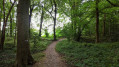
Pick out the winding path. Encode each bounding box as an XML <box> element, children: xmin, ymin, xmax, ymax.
<box><xmin>33</xmin><ymin>39</ymin><xmax>67</xmax><ymax>67</ymax></box>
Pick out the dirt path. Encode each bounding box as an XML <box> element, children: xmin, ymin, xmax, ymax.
<box><xmin>33</xmin><ymin>39</ymin><xmax>67</xmax><ymax>67</ymax></box>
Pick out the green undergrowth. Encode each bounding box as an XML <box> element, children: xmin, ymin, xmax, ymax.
<box><xmin>56</xmin><ymin>40</ymin><xmax>119</xmax><ymax>67</ymax></box>
<box><xmin>30</xmin><ymin>39</ymin><xmax>52</xmax><ymax>61</ymax></box>
<box><xmin>0</xmin><ymin>37</ymin><xmax>52</xmax><ymax>67</ymax></box>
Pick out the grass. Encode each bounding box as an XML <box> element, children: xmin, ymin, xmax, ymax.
<box><xmin>56</xmin><ymin>39</ymin><xmax>119</xmax><ymax>67</ymax></box>
<box><xmin>0</xmin><ymin>37</ymin><xmax>52</xmax><ymax>67</ymax></box>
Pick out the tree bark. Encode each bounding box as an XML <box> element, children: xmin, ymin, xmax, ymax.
<box><xmin>96</xmin><ymin>0</ymin><xmax>99</xmax><ymax>43</ymax></box>
<box><xmin>53</xmin><ymin>0</ymin><xmax>57</xmax><ymax>41</ymax></box>
<box><xmin>29</xmin><ymin>5</ymin><xmax>34</xmax><ymax>38</ymax></box>
<box><xmin>10</xmin><ymin>14</ymin><xmax>13</xmax><ymax>37</ymax></box>
<box><xmin>14</xmin><ymin>15</ymin><xmax>17</xmax><ymax>46</ymax></box>
<box><xmin>15</xmin><ymin>0</ymin><xmax>34</xmax><ymax>67</ymax></box>
<box><xmin>0</xmin><ymin>0</ymin><xmax>16</xmax><ymax>50</ymax></box>
<box><xmin>103</xmin><ymin>14</ymin><xmax>106</xmax><ymax>36</ymax></box>
<box><xmin>39</xmin><ymin>6</ymin><xmax>44</xmax><ymax>37</ymax></box>
<box><xmin>0</xmin><ymin>17</ymin><xmax>1</xmax><ymax>48</ymax></box>
<box><xmin>0</xmin><ymin>0</ymin><xmax>5</xmax><ymax>50</ymax></box>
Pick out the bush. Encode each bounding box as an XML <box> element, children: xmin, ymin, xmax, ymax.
<box><xmin>31</xmin><ymin>40</ymin><xmax>52</xmax><ymax>53</ymax></box>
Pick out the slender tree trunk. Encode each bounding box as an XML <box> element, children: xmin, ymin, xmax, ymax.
<box><xmin>53</xmin><ymin>0</ymin><xmax>57</xmax><ymax>41</ymax></box>
<box><xmin>0</xmin><ymin>10</ymin><xmax>2</xmax><ymax>48</ymax></box>
<box><xmin>15</xmin><ymin>0</ymin><xmax>34</xmax><ymax>67</ymax></box>
<box><xmin>39</xmin><ymin>6</ymin><xmax>44</xmax><ymax>37</ymax></box>
<box><xmin>103</xmin><ymin>14</ymin><xmax>106</xmax><ymax>36</ymax></box>
<box><xmin>14</xmin><ymin>15</ymin><xmax>17</xmax><ymax>45</ymax></box>
<box><xmin>96</xmin><ymin>0</ymin><xmax>99</xmax><ymax>43</ymax></box>
<box><xmin>10</xmin><ymin>15</ymin><xmax>13</xmax><ymax>37</ymax></box>
<box><xmin>29</xmin><ymin>6</ymin><xmax>34</xmax><ymax>38</ymax></box>
<box><xmin>0</xmin><ymin>0</ymin><xmax>5</xmax><ymax>50</ymax></box>
<box><xmin>0</xmin><ymin>0</ymin><xmax>16</xmax><ymax>50</ymax></box>
<box><xmin>0</xmin><ymin>17</ymin><xmax>1</xmax><ymax>48</ymax></box>
<box><xmin>14</xmin><ymin>25</ymin><xmax>16</xmax><ymax>45</ymax></box>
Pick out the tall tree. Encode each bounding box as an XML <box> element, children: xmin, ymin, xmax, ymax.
<box><xmin>0</xmin><ymin>10</ymin><xmax>2</xmax><ymax>48</ymax></box>
<box><xmin>103</xmin><ymin>14</ymin><xmax>106</xmax><ymax>36</ymax></box>
<box><xmin>0</xmin><ymin>0</ymin><xmax>5</xmax><ymax>50</ymax></box>
<box><xmin>15</xmin><ymin>0</ymin><xmax>34</xmax><ymax>66</ymax></box>
<box><xmin>44</xmin><ymin>0</ymin><xmax>57</xmax><ymax>40</ymax></box>
<box><xmin>10</xmin><ymin>14</ymin><xmax>13</xmax><ymax>37</ymax></box>
<box><xmin>53</xmin><ymin>0</ymin><xmax>57</xmax><ymax>41</ymax></box>
<box><xmin>39</xmin><ymin>5</ymin><xmax>44</xmax><ymax>37</ymax></box>
<box><xmin>29</xmin><ymin>1</ymin><xmax>35</xmax><ymax>38</ymax></box>
<box><xmin>96</xmin><ymin>0</ymin><xmax>99</xmax><ymax>43</ymax></box>
<box><xmin>0</xmin><ymin>0</ymin><xmax>16</xmax><ymax>50</ymax></box>
<box><xmin>0</xmin><ymin>15</ymin><xmax>1</xmax><ymax>47</ymax></box>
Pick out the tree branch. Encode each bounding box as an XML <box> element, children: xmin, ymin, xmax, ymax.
<box><xmin>106</xmin><ymin>0</ymin><xmax>119</xmax><ymax>7</ymax></box>
<box><xmin>5</xmin><ymin>0</ymin><xmax>16</xmax><ymax>26</ymax></box>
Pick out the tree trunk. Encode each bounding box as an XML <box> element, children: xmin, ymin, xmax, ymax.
<box><xmin>29</xmin><ymin>5</ymin><xmax>34</xmax><ymax>38</ymax></box>
<box><xmin>14</xmin><ymin>15</ymin><xmax>17</xmax><ymax>45</ymax></box>
<box><xmin>0</xmin><ymin>0</ymin><xmax>16</xmax><ymax>50</ymax></box>
<box><xmin>0</xmin><ymin>0</ymin><xmax>5</xmax><ymax>50</ymax></box>
<box><xmin>15</xmin><ymin>0</ymin><xmax>34</xmax><ymax>66</ymax></box>
<box><xmin>0</xmin><ymin>17</ymin><xmax>1</xmax><ymax>48</ymax></box>
<box><xmin>39</xmin><ymin>6</ymin><xmax>44</xmax><ymax>37</ymax></box>
<box><xmin>96</xmin><ymin>0</ymin><xmax>99</xmax><ymax>43</ymax></box>
<box><xmin>103</xmin><ymin>14</ymin><xmax>106</xmax><ymax>36</ymax></box>
<box><xmin>10</xmin><ymin>15</ymin><xmax>13</xmax><ymax>37</ymax></box>
<box><xmin>53</xmin><ymin>0</ymin><xmax>57</xmax><ymax>41</ymax></box>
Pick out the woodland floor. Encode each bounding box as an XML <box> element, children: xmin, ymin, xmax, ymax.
<box><xmin>32</xmin><ymin>39</ymin><xmax>67</xmax><ymax>67</ymax></box>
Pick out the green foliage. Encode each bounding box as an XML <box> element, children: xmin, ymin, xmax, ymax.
<box><xmin>44</xmin><ymin>28</ymin><xmax>49</xmax><ymax>38</ymax></box>
<box><xmin>32</xmin><ymin>53</ymin><xmax>45</xmax><ymax>61</ymax></box>
<box><xmin>30</xmin><ymin>40</ymin><xmax>52</xmax><ymax>53</ymax></box>
<box><xmin>0</xmin><ymin>50</ymin><xmax>15</xmax><ymax>67</ymax></box>
<box><xmin>0</xmin><ymin>37</ymin><xmax>52</xmax><ymax>67</ymax></box>
<box><xmin>4</xmin><ymin>37</ymin><xmax>15</xmax><ymax>50</ymax></box>
<box><xmin>56</xmin><ymin>27</ymin><xmax>63</xmax><ymax>38</ymax></box>
<box><xmin>60</xmin><ymin>23</ymin><xmax>74</xmax><ymax>41</ymax></box>
<box><xmin>56</xmin><ymin>40</ymin><xmax>119</xmax><ymax>67</ymax></box>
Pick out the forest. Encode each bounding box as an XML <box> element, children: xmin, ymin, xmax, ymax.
<box><xmin>0</xmin><ymin>0</ymin><xmax>119</xmax><ymax>67</ymax></box>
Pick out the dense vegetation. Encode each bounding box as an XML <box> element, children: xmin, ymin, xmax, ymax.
<box><xmin>56</xmin><ymin>40</ymin><xmax>119</xmax><ymax>67</ymax></box>
<box><xmin>0</xmin><ymin>0</ymin><xmax>119</xmax><ymax>67</ymax></box>
<box><xmin>0</xmin><ymin>36</ymin><xmax>52</xmax><ymax>67</ymax></box>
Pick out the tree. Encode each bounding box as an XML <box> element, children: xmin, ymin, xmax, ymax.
<box><xmin>0</xmin><ymin>0</ymin><xmax>16</xmax><ymax>50</ymax></box>
<box><xmin>96</xmin><ymin>0</ymin><xmax>99</xmax><ymax>43</ymax></box>
<box><xmin>103</xmin><ymin>14</ymin><xmax>106</xmax><ymax>36</ymax></box>
<box><xmin>0</xmin><ymin>15</ymin><xmax>1</xmax><ymax>47</ymax></box>
<box><xmin>106</xmin><ymin>0</ymin><xmax>119</xmax><ymax>7</ymax></box>
<box><xmin>39</xmin><ymin>5</ymin><xmax>44</xmax><ymax>37</ymax></box>
<box><xmin>53</xmin><ymin>0</ymin><xmax>57</xmax><ymax>41</ymax></box>
<box><xmin>15</xmin><ymin>0</ymin><xmax>34</xmax><ymax>66</ymax></box>
<box><xmin>43</xmin><ymin>0</ymin><xmax>57</xmax><ymax>40</ymax></box>
<box><xmin>29</xmin><ymin>1</ymin><xmax>35</xmax><ymax>38</ymax></box>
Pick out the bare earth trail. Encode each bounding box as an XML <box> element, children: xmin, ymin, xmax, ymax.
<box><xmin>33</xmin><ymin>39</ymin><xmax>67</xmax><ymax>67</ymax></box>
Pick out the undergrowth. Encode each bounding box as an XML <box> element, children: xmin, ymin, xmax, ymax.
<box><xmin>0</xmin><ymin>37</ymin><xmax>52</xmax><ymax>67</ymax></box>
<box><xmin>56</xmin><ymin>40</ymin><xmax>119</xmax><ymax>67</ymax></box>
